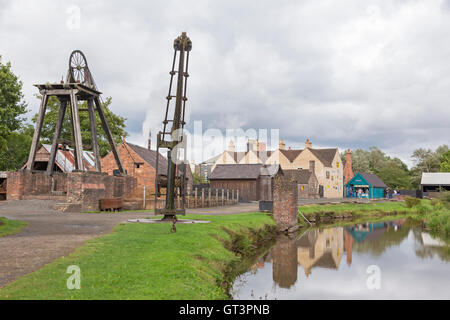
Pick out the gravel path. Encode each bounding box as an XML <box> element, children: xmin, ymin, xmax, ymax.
<box><xmin>0</xmin><ymin>200</ymin><xmax>259</xmax><ymax>288</ymax></box>
<box><xmin>0</xmin><ymin>200</ymin><xmax>154</xmax><ymax>288</ymax></box>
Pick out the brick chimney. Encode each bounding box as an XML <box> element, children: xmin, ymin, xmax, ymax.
<box><xmin>305</xmin><ymin>139</ymin><xmax>312</xmax><ymax>149</ymax></box>
<box><xmin>344</xmin><ymin>149</ymin><xmax>354</xmax><ymax>184</ymax></box>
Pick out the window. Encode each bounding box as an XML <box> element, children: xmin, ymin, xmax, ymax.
<box><xmin>326</xmin><ymin>171</ymin><xmax>330</xmax><ymax>179</ymax></box>
<box><xmin>135</xmin><ymin>163</ymin><xmax>143</xmax><ymax>169</ymax></box>
<box><xmin>336</xmin><ymin>162</ymin><xmax>340</xmax><ymax>168</ymax></box>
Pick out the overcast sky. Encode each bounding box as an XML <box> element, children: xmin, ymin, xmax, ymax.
<box><xmin>1</xmin><ymin>0</ymin><xmax>449</xmax><ymax>167</ymax></box>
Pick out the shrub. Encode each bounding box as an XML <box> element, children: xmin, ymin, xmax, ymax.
<box><xmin>415</xmin><ymin>205</ymin><xmax>429</xmax><ymax>215</ymax></box>
<box><xmin>437</xmin><ymin>192</ymin><xmax>450</xmax><ymax>209</ymax></box>
<box><xmin>405</xmin><ymin>197</ymin><xmax>421</xmax><ymax>208</ymax></box>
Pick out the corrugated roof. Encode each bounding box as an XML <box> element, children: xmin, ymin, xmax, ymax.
<box><xmin>42</xmin><ymin>144</ymin><xmax>95</xmax><ymax>172</ymax></box>
<box><xmin>209</xmin><ymin>164</ymin><xmax>264</xmax><ymax>180</ymax></box>
<box><xmin>421</xmin><ymin>172</ymin><xmax>450</xmax><ymax>185</ymax></box>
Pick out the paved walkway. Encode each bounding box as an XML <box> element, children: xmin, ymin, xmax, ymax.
<box><xmin>0</xmin><ymin>200</ymin><xmax>259</xmax><ymax>288</ymax></box>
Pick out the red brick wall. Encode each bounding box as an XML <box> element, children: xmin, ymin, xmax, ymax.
<box><xmin>7</xmin><ymin>171</ymin><xmax>67</xmax><ymax>200</ymax></box>
<box><xmin>101</xmin><ymin>143</ymin><xmax>157</xmax><ymax>199</ymax></box>
<box><xmin>273</xmin><ymin>174</ymin><xmax>299</xmax><ymax>232</ymax></box>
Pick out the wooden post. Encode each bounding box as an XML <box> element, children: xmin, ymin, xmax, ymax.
<box><xmin>208</xmin><ymin>188</ymin><xmax>211</xmax><ymax>207</ymax></box>
<box><xmin>143</xmin><ymin>186</ymin><xmax>146</xmax><ymax>209</ymax></box>
<box><xmin>87</xmin><ymin>99</ymin><xmax>101</xmax><ymax>172</ymax></box>
<box><xmin>195</xmin><ymin>188</ymin><xmax>198</xmax><ymax>208</ymax></box>
<box><xmin>94</xmin><ymin>97</ymin><xmax>125</xmax><ymax>174</ymax></box>
<box><xmin>187</xmin><ymin>186</ymin><xmax>190</xmax><ymax>208</ymax></box>
<box><xmin>232</xmin><ymin>190</ymin><xmax>235</xmax><ymax>204</ymax></box>
<box><xmin>237</xmin><ymin>189</ymin><xmax>240</xmax><ymax>204</ymax></box>
<box><xmin>46</xmin><ymin>99</ymin><xmax>67</xmax><ymax>174</ymax></box>
<box><xmin>216</xmin><ymin>189</ymin><xmax>219</xmax><ymax>207</ymax></box>
<box><xmin>201</xmin><ymin>188</ymin><xmax>205</xmax><ymax>207</ymax></box>
<box><xmin>70</xmin><ymin>90</ymin><xmax>84</xmax><ymax>170</ymax></box>
<box><xmin>222</xmin><ymin>189</ymin><xmax>225</xmax><ymax>206</ymax></box>
<box><xmin>26</xmin><ymin>94</ymin><xmax>49</xmax><ymax>170</ymax></box>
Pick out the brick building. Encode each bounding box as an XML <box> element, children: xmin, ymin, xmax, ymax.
<box><xmin>101</xmin><ymin>139</ymin><xmax>193</xmax><ymax>199</ymax></box>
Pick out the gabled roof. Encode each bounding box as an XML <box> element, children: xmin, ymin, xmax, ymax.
<box><xmin>350</xmin><ymin>172</ymin><xmax>387</xmax><ymax>188</ymax></box>
<box><xmin>283</xmin><ymin>169</ymin><xmax>314</xmax><ymax>184</ymax></box>
<box><xmin>209</xmin><ymin>164</ymin><xmax>264</xmax><ymax>180</ymax></box>
<box><xmin>308</xmin><ymin>149</ymin><xmax>338</xmax><ymax>167</ymax></box>
<box><xmin>126</xmin><ymin>142</ymin><xmax>169</xmax><ymax>172</ymax></box>
<box><xmin>259</xmin><ymin>164</ymin><xmax>282</xmax><ymax>177</ymax></box>
<box><xmin>279</xmin><ymin>148</ymin><xmax>338</xmax><ymax>166</ymax></box>
<box><xmin>421</xmin><ymin>172</ymin><xmax>450</xmax><ymax>185</ymax></box>
<box><xmin>280</xmin><ymin>149</ymin><xmax>303</xmax><ymax>163</ymax></box>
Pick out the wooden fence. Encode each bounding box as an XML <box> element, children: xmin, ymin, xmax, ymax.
<box><xmin>141</xmin><ymin>187</ymin><xmax>239</xmax><ymax>210</ymax></box>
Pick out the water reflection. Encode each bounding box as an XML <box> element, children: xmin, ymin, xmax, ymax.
<box><xmin>233</xmin><ymin>219</ymin><xmax>450</xmax><ymax>300</ymax></box>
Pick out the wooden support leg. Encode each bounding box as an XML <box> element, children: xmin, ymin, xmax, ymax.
<box><xmin>88</xmin><ymin>99</ymin><xmax>101</xmax><ymax>172</ymax></box>
<box><xmin>47</xmin><ymin>100</ymin><xmax>67</xmax><ymax>174</ymax></box>
<box><xmin>94</xmin><ymin>97</ymin><xmax>124</xmax><ymax>174</ymax></box>
<box><xmin>70</xmin><ymin>90</ymin><xmax>84</xmax><ymax>170</ymax></box>
<box><xmin>26</xmin><ymin>94</ymin><xmax>49</xmax><ymax>171</ymax></box>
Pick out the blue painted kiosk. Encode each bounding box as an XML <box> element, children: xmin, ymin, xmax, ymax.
<box><xmin>346</xmin><ymin>172</ymin><xmax>387</xmax><ymax>199</ymax></box>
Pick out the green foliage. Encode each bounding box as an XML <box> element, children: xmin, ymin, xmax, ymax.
<box><xmin>0</xmin><ymin>56</ymin><xmax>28</xmax><ymax>170</ymax></box>
<box><xmin>193</xmin><ymin>172</ymin><xmax>208</xmax><ymax>185</ymax></box>
<box><xmin>441</xmin><ymin>151</ymin><xmax>450</xmax><ymax>172</ymax></box>
<box><xmin>32</xmin><ymin>96</ymin><xmax>127</xmax><ymax>157</ymax></box>
<box><xmin>405</xmin><ymin>197</ymin><xmax>421</xmax><ymax>208</ymax></box>
<box><xmin>0</xmin><ymin>56</ymin><xmax>28</xmax><ymax>145</ymax></box>
<box><xmin>0</xmin><ymin>125</ymin><xmax>33</xmax><ymax>171</ymax></box>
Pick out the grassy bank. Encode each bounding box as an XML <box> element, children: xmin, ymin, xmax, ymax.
<box><xmin>298</xmin><ymin>201</ymin><xmax>421</xmax><ymax>226</ymax></box>
<box><xmin>421</xmin><ymin>193</ymin><xmax>450</xmax><ymax>237</ymax></box>
<box><xmin>0</xmin><ymin>213</ymin><xmax>276</xmax><ymax>300</ymax></box>
<box><xmin>0</xmin><ymin>217</ymin><xmax>27</xmax><ymax>238</ymax></box>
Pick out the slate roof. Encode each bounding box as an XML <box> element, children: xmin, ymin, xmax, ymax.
<box><xmin>359</xmin><ymin>172</ymin><xmax>388</xmax><ymax>188</ymax></box>
<box><xmin>209</xmin><ymin>164</ymin><xmax>264</xmax><ymax>180</ymax></box>
<box><xmin>126</xmin><ymin>142</ymin><xmax>169</xmax><ymax>172</ymax></box>
<box><xmin>279</xmin><ymin>148</ymin><xmax>338</xmax><ymax>167</ymax></box>
<box><xmin>421</xmin><ymin>172</ymin><xmax>450</xmax><ymax>185</ymax></box>
<box><xmin>283</xmin><ymin>169</ymin><xmax>314</xmax><ymax>184</ymax></box>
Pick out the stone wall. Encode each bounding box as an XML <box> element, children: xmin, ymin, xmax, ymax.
<box><xmin>273</xmin><ymin>174</ymin><xmax>299</xmax><ymax>233</ymax></box>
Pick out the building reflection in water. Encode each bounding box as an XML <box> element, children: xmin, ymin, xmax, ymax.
<box><xmin>266</xmin><ymin>219</ymin><xmax>409</xmax><ymax>288</ymax></box>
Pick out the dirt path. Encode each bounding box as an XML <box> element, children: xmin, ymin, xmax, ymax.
<box><xmin>0</xmin><ymin>200</ymin><xmax>154</xmax><ymax>288</ymax></box>
<box><xmin>0</xmin><ymin>200</ymin><xmax>259</xmax><ymax>288</ymax></box>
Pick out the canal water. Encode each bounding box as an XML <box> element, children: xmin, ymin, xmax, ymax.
<box><xmin>232</xmin><ymin>219</ymin><xmax>450</xmax><ymax>300</ymax></box>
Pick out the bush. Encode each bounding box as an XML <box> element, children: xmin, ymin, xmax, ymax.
<box><xmin>405</xmin><ymin>197</ymin><xmax>421</xmax><ymax>208</ymax></box>
<box><xmin>415</xmin><ymin>205</ymin><xmax>429</xmax><ymax>215</ymax></box>
<box><xmin>437</xmin><ymin>192</ymin><xmax>450</xmax><ymax>209</ymax></box>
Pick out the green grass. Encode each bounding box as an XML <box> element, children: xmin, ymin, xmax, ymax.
<box><xmin>0</xmin><ymin>213</ymin><xmax>276</xmax><ymax>300</ymax></box>
<box><xmin>0</xmin><ymin>217</ymin><xmax>27</xmax><ymax>238</ymax></box>
<box><xmin>298</xmin><ymin>201</ymin><xmax>421</xmax><ymax>218</ymax></box>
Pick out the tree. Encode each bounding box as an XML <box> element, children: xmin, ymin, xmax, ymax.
<box><xmin>32</xmin><ymin>96</ymin><xmax>128</xmax><ymax>157</ymax></box>
<box><xmin>0</xmin><ymin>125</ymin><xmax>33</xmax><ymax>171</ymax></box>
<box><xmin>410</xmin><ymin>145</ymin><xmax>449</xmax><ymax>187</ymax></box>
<box><xmin>441</xmin><ymin>150</ymin><xmax>450</xmax><ymax>172</ymax></box>
<box><xmin>0</xmin><ymin>56</ymin><xmax>28</xmax><ymax>169</ymax></box>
